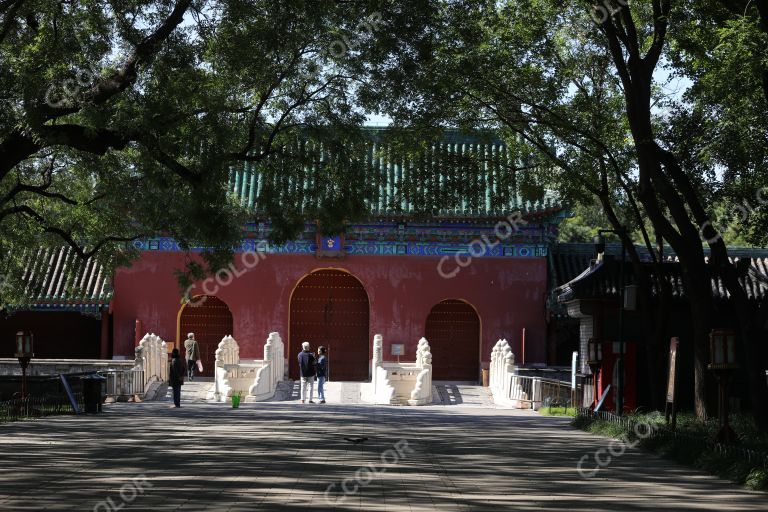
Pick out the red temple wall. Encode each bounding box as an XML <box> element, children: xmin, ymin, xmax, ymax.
<box><xmin>111</xmin><ymin>251</ymin><xmax>547</xmax><ymax>366</ymax></box>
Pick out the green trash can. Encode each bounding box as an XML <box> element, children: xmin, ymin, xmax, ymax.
<box><xmin>231</xmin><ymin>394</ymin><xmax>241</xmax><ymax>409</ymax></box>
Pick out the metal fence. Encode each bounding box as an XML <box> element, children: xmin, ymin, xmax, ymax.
<box><xmin>515</xmin><ymin>366</ymin><xmax>574</xmax><ymax>382</ymax></box>
<box><xmin>0</xmin><ymin>393</ymin><xmax>84</xmax><ymax>422</ymax></box>
<box><xmin>511</xmin><ymin>375</ymin><xmax>582</xmax><ymax>409</ymax></box>
<box><xmin>98</xmin><ymin>369</ymin><xmax>145</xmax><ymax>399</ymax></box>
<box><xmin>577</xmin><ymin>408</ymin><xmax>768</xmax><ymax>469</ymax></box>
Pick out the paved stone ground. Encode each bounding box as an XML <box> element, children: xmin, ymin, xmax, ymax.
<box><xmin>1</xmin><ymin>398</ymin><xmax>766</xmax><ymax>511</ymax></box>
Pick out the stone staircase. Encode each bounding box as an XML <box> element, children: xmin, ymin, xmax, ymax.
<box><xmin>432</xmin><ymin>383</ymin><xmax>494</xmax><ymax>407</ymax></box>
<box><xmin>148</xmin><ymin>378</ymin><xmax>214</xmax><ymax>403</ymax></box>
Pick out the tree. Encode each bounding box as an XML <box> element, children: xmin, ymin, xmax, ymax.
<box><xmin>593</xmin><ymin>0</ymin><xmax>768</xmax><ymax>428</ymax></box>
<box><xmin>360</xmin><ymin>0</ymin><xmax>768</xmax><ymax>427</ymax></box>
<box><xmin>0</xmin><ymin>0</ymin><xmax>385</xmax><ymax>300</ymax></box>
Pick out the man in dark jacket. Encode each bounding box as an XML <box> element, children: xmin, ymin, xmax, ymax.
<box><xmin>297</xmin><ymin>341</ymin><xmax>316</xmax><ymax>404</ymax></box>
<box><xmin>169</xmin><ymin>348</ymin><xmax>186</xmax><ymax>408</ymax></box>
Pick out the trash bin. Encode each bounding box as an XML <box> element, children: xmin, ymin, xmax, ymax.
<box><xmin>81</xmin><ymin>374</ymin><xmax>107</xmax><ymax>413</ymax></box>
<box><xmin>482</xmin><ymin>369</ymin><xmax>489</xmax><ymax>387</ymax></box>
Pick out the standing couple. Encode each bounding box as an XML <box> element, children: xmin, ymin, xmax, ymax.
<box><xmin>297</xmin><ymin>342</ymin><xmax>328</xmax><ymax>404</ymax></box>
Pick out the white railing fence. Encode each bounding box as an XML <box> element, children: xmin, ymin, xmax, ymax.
<box><xmin>488</xmin><ymin>338</ymin><xmax>521</xmax><ymax>407</ymax></box>
<box><xmin>211</xmin><ymin>332</ymin><xmax>286</xmax><ymax>402</ymax></box>
<box><xmin>133</xmin><ymin>333</ymin><xmax>168</xmax><ymax>394</ymax></box>
<box><xmin>489</xmin><ymin>338</ymin><xmax>582</xmax><ymax>409</ymax></box>
<box><xmin>361</xmin><ymin>334</ymin><xmax>433</xmax><ymax>405</ymax></box>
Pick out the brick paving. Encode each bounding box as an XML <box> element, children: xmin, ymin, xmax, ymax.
<box><xmin>0</xmin><ymin>399</ymin><xmax>765</xmax><ymax>511</ymax></box>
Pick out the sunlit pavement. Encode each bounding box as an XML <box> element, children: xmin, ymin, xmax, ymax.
<box><xmin>0</xmin><ymin>400</ymin><xmax>765</xmax><ymax>511</ymax></box>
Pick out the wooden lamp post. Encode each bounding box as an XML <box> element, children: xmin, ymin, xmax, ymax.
<box><xmin>587</xmin><ymin>338</ymin><xmax>603</xmax><ymax>409</ymax></box>
<box><xmin>708</xmin><ymin>328</ymin><xmax>738</xmax><ymax>444</ymax></box>
<box><xmin>15</xmin><ymin>330</ymin><xmax>34</xmax><ymax>400</ymax></box>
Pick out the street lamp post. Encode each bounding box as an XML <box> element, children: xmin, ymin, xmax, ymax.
<box><xmin>594</xmin><ymin>228</ymin><xmax>627</xmax><ymax>416</ymax></box>
<box><xmin>15</xmin><ymin>331</ymin><xmax>34</xmax><ymax>400</ymax></box>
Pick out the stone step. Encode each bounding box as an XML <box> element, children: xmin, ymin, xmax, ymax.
<box><xmin>433</xmin><ymin>384</ymin><xmax>494</xmax><ymax>407</ymax></box>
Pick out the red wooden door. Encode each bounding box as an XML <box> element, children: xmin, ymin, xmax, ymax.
<box><xmin>290</xmin><ymin>270</ymin><xmax>369</xmax><ymax>381</ymax></box>
<box><xmin>425</xmin><ymin>300</ymin><xmax>480</xmax><ymax>381</ymax></box>
<box><xmin>179</xmin><ymin>296</ymin><xmax>233</xmax><ymax>377</ymax></box>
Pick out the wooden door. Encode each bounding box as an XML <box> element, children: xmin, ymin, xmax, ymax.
<box><xmin>425</xmin><ymin>300</ymin><xmax>480</xmax><ymax>381</ymax></box>
<box><xmin>179</xmin><ymin>296</ymin><xmax>233</xmax><ymax>377</ymax></box>
<box><xmin>290</xmin><ymin>269</ymin><xmax>369</xmax><ymax>381</ymax></box>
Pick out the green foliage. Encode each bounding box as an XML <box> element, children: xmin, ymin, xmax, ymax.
<box><xmin>538</xmin><ymin>405</ymin><xmax>576</xmax><ymax>417</ymax></box>
<box><xmin>575</xmin><ymin>411</ymin><xmax>768</xmax><ymax>491</ymax></box>
<box><xmin>3</xmin><ymin>0</ymin><xmax>768</xmax><ymax>307</ymax></box>
<box><xmin>558</xmin><ymin>200</ymin><xmax>612</xmax><ymax>243</ymax></box>
<box><xmin>0</xmin><ymin>0</ymin><xmax>386</xmax><ymax>299</ymax></box>
<box><xmin>360</xmin><ymin>1</ymin><xmax>649</xmax><ymax>249</ymax></box>
<box><xmin>667</xmin><ymin>1</ymin><xmax>768</xmax><ymax>247</ymax></box>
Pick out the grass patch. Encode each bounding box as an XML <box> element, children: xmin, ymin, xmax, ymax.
<box><xmin>574</xmin><ymin>410</ymin><xmax>768</xmax><ymax>492</ymax></box>
<box><xmin>538</xmin><ymin>406</ymin><xmax>577</xmax><ymax>417</ymax></box>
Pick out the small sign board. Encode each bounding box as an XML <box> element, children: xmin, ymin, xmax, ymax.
<box><xmin>666</xmin><ymin>337</ymin><xmax>679</xmax><ymax>403</ymax></box>
<box><xmin>315</xmin><ymin>232</ymin><xmax>345</xmax><ymax>258</ymax></box>
<box><xmin>665</xmin><ymin>337</ymin><xmax>679</xmax><ymax>428</ymax></box>
<box><xmin>391</xmin><ymin>344</ymin><xmax>405</xmax><ymax>356</ymax></box>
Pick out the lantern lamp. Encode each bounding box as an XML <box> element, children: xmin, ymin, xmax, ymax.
<box><xmin>593</xmin><ymin>233</ymin><xmax>606</xmax><ymax>257</ymax></box>
<box><xmin>707</xmin><ymin>328</ymin><xmax>738</xmax><ymax>443</ymax></box>
<box><xmin>15</xmin><ymin>331</ymin><xmax>34</xmax><ymax>358</ymax></box>
<box><xmin>586</xmin><ymin>338</ymin><xmax>603</xmax><ymax>410</ymax></box>
<box><xmin>14</xmin><ymin>330</ymin><xmax>34</xmax><ymax>400</ymax></box>
<box><xmin>708</xmin><ymin>329</ymin><xmax>738</xmax><ymax>370</ymax></box>
<box><xmin>587</xmin><ymin>338</ymin><xmax>603</xmax><ymax>364</ymax></box>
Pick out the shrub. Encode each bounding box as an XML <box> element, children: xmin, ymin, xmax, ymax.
<box><xmin>573</xmin><ymin>410</ymin><xmax>768</xmax><ymax>492</ymax></box>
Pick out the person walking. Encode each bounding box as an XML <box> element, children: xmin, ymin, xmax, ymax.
<box><xmin>298</xmin><ymin>341</ymin><xmax>316</xmax><ymax>404</ymax></box>
<box><xmin>184</xmin><ymin>333</ymin><xmax>200</xmax><ymax>380</ymax></box>
<box><xmin>169</xmin><ymin>348</ymin><xmax>186</xmax><ymax>408</ymax></box>
<box><xmin>316</xmin><ymin>346</ymin><xmax>328</xmax><ymax>404</ymax></box>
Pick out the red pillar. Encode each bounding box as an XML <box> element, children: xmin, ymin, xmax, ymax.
<box><xmin>100</xmin><ymin>311</ymin><xmax>110</xmax><ymax>359</ymax></box>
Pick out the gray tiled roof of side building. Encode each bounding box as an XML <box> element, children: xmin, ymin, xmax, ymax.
<box><xmin>3</xmin><ymin>246</ymin><xmax>112</xmax><ymax>312</ymax></box>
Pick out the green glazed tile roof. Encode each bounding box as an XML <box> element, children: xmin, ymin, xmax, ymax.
<box><xmin>229</xmin><ymin>128</ymin><xmax>560</xmax><ymax>218</ymax></box>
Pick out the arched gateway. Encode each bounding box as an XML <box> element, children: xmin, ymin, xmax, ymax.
<box><xmin>289</xmin><ymin>269</ymin><xmax>370</xmax><ymax>381</ymax></box>
<box><xmin>178</xmin><ymin>296</ymin><xmax>233</xmax><ymax>377</ymax></box>
<box><xmin>425</xmin><ymin>299</ymin><xmax>481</xmax><ymax>381</ymax></box>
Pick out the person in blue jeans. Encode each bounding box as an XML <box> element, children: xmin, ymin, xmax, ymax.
<box><xmin>316</xmin><ymin>346</ymin><xmax>328</xmax><ymax>404</ymax></box>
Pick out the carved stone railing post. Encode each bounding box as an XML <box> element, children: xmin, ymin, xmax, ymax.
<box><xmin>372</xmin><ymin>334</ymin><xmax>383</xmax><ymax>396</ymax></box>
<box><xmin>490</xmin><ymin>340</ymin><xmax>501</xmax><ymax>391</ymax></box>
<box><xmin>502</xmin><ymin>340</ymin><xmax>515</xmax><ymax>398</ymax></box>
<box><xmin>214</xmin><ymin>335</ymin><xmax>239</xmax><ymax>400</ymax></box>
<box><xmin>409</xmin><ymin>337</ymin><xmax>433</xmax><ymax>405</ymax></box>
<box><xmin>136</xmin><ymin>333</ymin><xmax>168</xmax><ymax>391</ymax></box>
<box><xmin>267</xmin><ymin>332</ymin><xmax>285</xmax><ymax>388</ymax></box>
<box><xmin>159</xmin><ymin>336</ymin><xmax>168</xmax><ymax>383</ymax></box>
<box><xmin>489</xmin><ymin>338</ymin><xmax>520</xmax><ymax>407</ymax></box>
